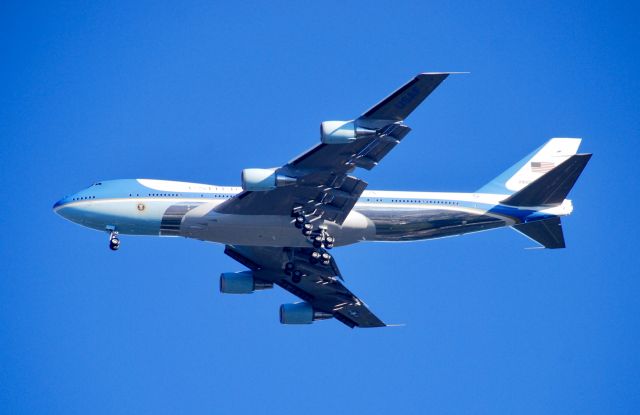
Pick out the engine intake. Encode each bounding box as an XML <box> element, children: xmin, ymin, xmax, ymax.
<box><xmin>241</xmin><ymin>168</ymin><xmax>296</xmax><ymax>191</ymax></box>
<box><xmin>220</xmin><ymin>271</ymin><xmax>273</xmax><ymax>294</ymax></box>
<box><xmin>279</xmin><ymin>302</ymin><xmax>333</xmax><ymax>324</ymax></box>
<box><xmin>320</xmin><ymin>120</ymin><xmax>376</xmax><ymax>144</ymax></box>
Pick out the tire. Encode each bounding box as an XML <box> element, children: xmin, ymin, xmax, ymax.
<box><xmin>310</xmin><ymin>251</ymin><xmax>321</xmax><ymax>264</ymax></box>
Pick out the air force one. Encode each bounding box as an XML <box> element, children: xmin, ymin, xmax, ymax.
<box><xmin>54</xmin><ymin>73</ymin><xmax>591</xmax><ymax>328</ymax></box>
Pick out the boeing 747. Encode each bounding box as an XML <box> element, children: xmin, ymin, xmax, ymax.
<box><xmin>54</xmin><ymin>73</ymin><xmax>591</xmax><ymax>328</ymax></box>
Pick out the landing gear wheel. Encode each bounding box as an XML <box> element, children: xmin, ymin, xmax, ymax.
<box><xmin>321</xmin><ymin>252</ymin><xmax>331</xmax><ymax>266</ymax></box>
<box><xmin>107</xmin><ymin>229</ymin><xmax>120</xmax><ymax>251</ymax></box>
<box><xmin>109</xmin><ymin>238</ymin><xmax>120</xmax><ymax>251</ymax></box>
<box><xmin>292</xmin><ymin>270</ymin><xmax>303</xmax><ymax>283</ymax></box>
<box><xmin>302</xmin><ymin>223</ymin><xmax>313</xmax><ymax>236</ymax></box>
<box><xmin>284</xmin><ymin>262</ymin><xmax>295</xmax><ymax>275</ymax></box>
<box><xmin>310</xmin><ymin>250</ymin><xmax>321</xmax><ymax>264</ymax></box>
<box><xmin>313</xmin><ymin>235</ymin><xmax>324</xmax><ymax>248</ymax></box>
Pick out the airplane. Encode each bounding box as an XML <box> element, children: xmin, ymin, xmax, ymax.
<box><xmin>53</xmin><ymin>73</ymin><xmax>592</xmax><ymax>328</ymax></box>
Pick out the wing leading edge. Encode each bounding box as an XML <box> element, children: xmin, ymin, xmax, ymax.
<box><xmin>362</xmin><ymin>72</ymin><xmax>451</xmax><ymax>121</ymax></box>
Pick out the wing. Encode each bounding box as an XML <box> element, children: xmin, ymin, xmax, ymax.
<box><xmin>224</xmin><ymin>245</ymin><xmax>386</xmax><ymax>328</ymax></box>
<box><xmin>215</xmin><ymin>73</ymin><xmax>451</xmax><ymax>224</ymax></box>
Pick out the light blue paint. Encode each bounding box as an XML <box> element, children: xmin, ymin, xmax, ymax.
<box><xmin>476</xmin><ymin>144</ymin><xmax>544</xmax><ymax>194</ymax></box>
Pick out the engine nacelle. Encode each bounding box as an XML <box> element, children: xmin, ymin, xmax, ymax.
<box><xmin>320</xmin><ymin>120</ymin><xmax>376</xmax><ymax>144</ymax></box>
<box><xmin>279</xmin><ymin>302</ymin><xmax>333</xmax><ymax>324</ymax></box>
<box><xmin>219</xmin><ymin>271</ymin><xmax>273</xmax><ymax>294</ymax></box>
<box><xmin>241</xmin><ymin>168</ymin><xmax>296</xmax><ymax>191</ymax></box>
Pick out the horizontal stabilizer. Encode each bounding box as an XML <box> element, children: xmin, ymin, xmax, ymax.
<box><xmin>512</xmin><ymin>217</ymin><xmax>565</xmax><ymax>249</ymax></box>
<box><xmin>501</xmin><ymin>154</ymin><xmax>592</xmax><ymax>207</ymax></box>
<box><xmin>361</xmin><ymin>73</ymin><xmax>452</xmax><ymax>121</ymax></box>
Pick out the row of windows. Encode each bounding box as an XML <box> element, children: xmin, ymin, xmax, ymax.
<box><xmin>126</xmin><ymin>193</ymin><xmax>230</xmax><ymax>198</ymax></box>
<box><xmin>73</xmin><ymin>194</ymin><xmax>458</xmax><ymax>205</ymax></box>
<box><xmin>365</xmin><ymin>198</ymin><xmax>460</xmax><ymax>206</ymax></box>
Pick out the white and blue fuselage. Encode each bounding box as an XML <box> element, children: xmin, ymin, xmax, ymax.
<box><xmin>53</xmin><ymin>178</ymin><xmax>572</xmax><ymax>247</ymax></box>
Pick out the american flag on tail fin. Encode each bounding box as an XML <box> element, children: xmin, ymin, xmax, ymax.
<box><xmin>530</xmin><ymin>161</ymin><xmax>555</xmax><ymax>173</ymax></box>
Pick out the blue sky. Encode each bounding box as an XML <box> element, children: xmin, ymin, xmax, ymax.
<box><xmin>1</xmin><ymin>1</ymin><xmax>639</xmax><ymax>413</ymax></box>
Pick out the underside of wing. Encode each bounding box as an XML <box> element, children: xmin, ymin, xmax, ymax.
<box><xmin>362</xmin><ymin>72</ymin><xmax>450</xmax><ymax>121</ymax></box>
<box><xmin>215</xmin><ymin>73</ymin><xmax>452</xmax><ymax>225</ymax></box>
<box><xmin>224</xmin><ymin>245</ymin><xmax>386</xmax><ymax>328</ymax></box>
<box><xmin>215</xmin><ymin>123</ymin><xmax>411</xmax><ymax>224</ymax></box>
<box><xmin>215</xmin><ymin>174</ymin><xmax>369</xmax><ymax>225</ymax></box>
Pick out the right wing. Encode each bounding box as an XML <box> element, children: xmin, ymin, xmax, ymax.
<box><xmin>224</xmin><ymin>245</ymin><xmax>386</xmax><ymax>328</ymax></box>
<box><xmin>215</xmin><ymin>73</ymin><xmax>451</xmax><ymax>225</ymax></box>
<box><xmin>361</xmin><ymin>72</ymin><xmax>451</xmax><ymax>121</ymax></box>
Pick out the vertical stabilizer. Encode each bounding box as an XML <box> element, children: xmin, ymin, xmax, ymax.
<box><xmin>500</xmin><ymin>154</ymin><xmax>592</xmax><ymax>207</ymax></box>
<box><xmin>477</xmin><ymin>138</ymin><xmax>582</xmax><ymax>194</ymax></box>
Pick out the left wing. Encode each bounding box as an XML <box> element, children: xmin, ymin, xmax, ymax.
<box><xmin>224</xmin><ymin>245</ymin><xmax>385</xmax><ymax>328</ymax></box>
<box><xmin>215</xmin><ymin>73</ymin><xmax>450</xmax><ymax>224</ymax></box>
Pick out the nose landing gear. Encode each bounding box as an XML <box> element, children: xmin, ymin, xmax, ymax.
<box><xmin>108</xmin><ymin>230</ymin><xmax>120</xmax><ymax>251</ymax></box>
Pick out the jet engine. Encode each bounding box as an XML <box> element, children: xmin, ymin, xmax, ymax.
<box><xmin>219</xmin><ymin>271</ymin><xmax>273</xmax><ymax>294</ymax></box>
<box><xmin>320</xmin><ymin>120</ymin><xmax>376</xmax><ymax>144</ymax></box>
<box><xmin>279</xmin><ymin>302</ymin><xmax>333</xmax><ymax>324</ymax></box>
<box><xmin>241</xmin><ymin>168</ymin><xmax>296</xmax><ymax>191</ymax></box>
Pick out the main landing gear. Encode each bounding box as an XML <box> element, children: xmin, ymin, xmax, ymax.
<box><xmin>287</xmin><ymin>208</ymin><xmax>337</xmax><ymax>282</ymax></box>
<box><xmin>309</xmin><ymin>250</ymin><xmax>332</xmax><ymax>266</ymax></box>
<box><xmin>108</xmin><ymin>230</ymin><xmax>120</xmax><ymax>251</ymax></box>
<box><xmin>312</xmin><ymin>231</ymin><xmax>334</xmax><ymax>249</ymax></box>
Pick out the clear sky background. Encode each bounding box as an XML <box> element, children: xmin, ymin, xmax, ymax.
<box><xmin>1</xmin><ymin>1</ymin><xmax>639</xmax><ymax>413</ymax></box>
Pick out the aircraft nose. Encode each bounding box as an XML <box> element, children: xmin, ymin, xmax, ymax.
<box><xmin>53</xmin><ymin>196</ymin><xmax>72</xmax><ymax>217</ymax></box>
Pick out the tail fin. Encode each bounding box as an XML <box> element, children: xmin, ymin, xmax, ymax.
<box><xmin>477</xmin><ymin>138</ymin><xmax>582</xmax><ymax>194</ymax></box>
<box><xmin>501</xmin><ymin>154</ymin><xmax>592</xmax><ymax>207</ymax></box>
<box><xmin>512</xmin><ymin>217</ymin><xmax>566</xmax><ymax>249</ymax></box>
